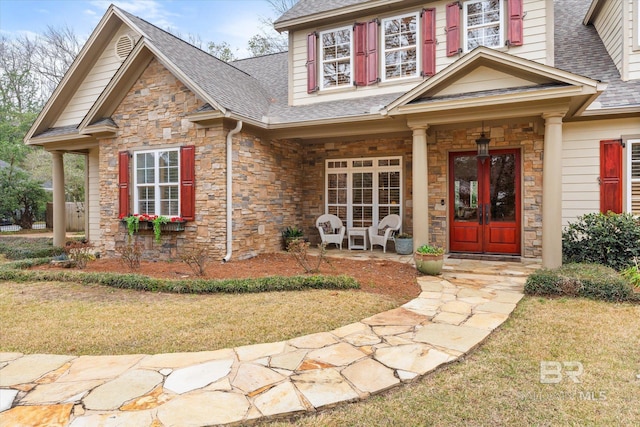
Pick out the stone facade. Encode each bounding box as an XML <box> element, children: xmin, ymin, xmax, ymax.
<box><xmin>98</xmin><ymin>59</ymin><xmax>303</xmax><ymax>261</ymax></box>
<box><xmin>430</xmin><ymin>121</ymin><xmax>544</xmax><ymax>258</ymax></box>
<box><xmin>301</xmin><ymin>136</ymin><xmax>414</xmax><ymax>244</ymax></box>
<box><xmin>95</xmin><ymin>59</ymin><xmax>542</xmax><ymax>261</ymax></box>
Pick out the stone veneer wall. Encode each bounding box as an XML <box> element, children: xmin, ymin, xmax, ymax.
<box><xmin>301</xmin><ymin>136</ymin><xmax>414</xmax><ymax>244</ymax></box>
<box><xmin>430</xmin><ymin>122</ymin><xmax>544</xmax><ymax>258</ymax></box>
<box><xmin>98</xmin><ymin>58</ymin><xmax>303</xmax><ymax>260</ymax></box>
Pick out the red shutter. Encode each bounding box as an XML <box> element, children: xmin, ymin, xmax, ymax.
<box><xmin>354</xmin><ymin>23</ymin><xmax>367</xmax><ymax>86</ymax></box>
<box><xmin>421</xmin><ymin>8</ymin><xmax>436</xmax><ymax>77</ymax></box>
<box><xmin>600</xmin><ymin>139</ymin><xmax>623</xmax><ymax>214</ymax></box>
<box><xmin>507</xmin><ymin>0</ymin><xmax>524</xmax><ymax>46</ymax></box>
<box><xmin>446</xmin><ymin>2</ymin><xmax>461</xmax><ymax>56</ymax></box>
<box><xmin>306</xmin><ymin>32</ymin><xmax>318</xmax><ymax>93</ymax></box>
<box><xmin>366</xmin><ymin>19</ymin><xmax>379</xmax><ymax>85</ymax></box>
<box><xmin>118</xmin><ymin>151</ymin><xmax>130</xmax><ymax>217</ymax></box>
<box><xmin>180</xmin><ymin>145</ymin><xmax>196</xmax><ymax>220</ymax></box>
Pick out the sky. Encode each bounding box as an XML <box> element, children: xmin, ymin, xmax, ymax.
<box><xmin>0</xmin><ymin>0</ymin><xmax>280</xmax><ymax>58</ymax></box>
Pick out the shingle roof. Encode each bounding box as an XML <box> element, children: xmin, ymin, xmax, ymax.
<box><xmin>111</xmin><ymin>1</ymin><xmax>638</xmax><ymax>129</ymax></box>
<box><xmin>118</xmin><ymin>8</ymin><xmax>273</xmax><ymax>122</ymax></box>
<box><xmin>275</xmin><ymin>0</ymin><xmax>369</xmax><ymax>25</ymax></box>
<box><xmin>554</xmin><ymin>0</ymin><xmax>640</xmax><ymax>109</ymax></box>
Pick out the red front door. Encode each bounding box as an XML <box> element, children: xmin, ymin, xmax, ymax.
<box><xmin>449</xmin><ymin>150</ymin><xmax>521</xmax><ymax>255</ymax></box>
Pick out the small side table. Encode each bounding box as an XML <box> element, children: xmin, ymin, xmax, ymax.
<box><xmin>348</xmin><ymin>227</ymin><xmax>368</xmax><ymax>250</ymax></box>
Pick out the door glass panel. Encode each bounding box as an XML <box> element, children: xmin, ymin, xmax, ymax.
<box><xmin>489</xmin><ymin>153</ymin><xmax>516</xmax><ymax>222</ymax></box>
<box><xmin>453</xmin><ymin>155</ymin><xmax>478</xmax><ymax>222</ymax></box>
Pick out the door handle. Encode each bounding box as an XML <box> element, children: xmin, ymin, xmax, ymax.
<box><xmin>478</xmin><ymin>205</ymin><xmax>483</xmax><ymax>225</ymax></box>
<box><xmin>485</xmin><ymin>204</ymin><xmax>490</xmax><ymax>225</ymax></box>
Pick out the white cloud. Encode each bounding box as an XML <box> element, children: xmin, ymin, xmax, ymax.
<box><xmin>84</xmin><ymin>9</ymin><xmax>97</xmax><ymax>16</ymax></box>
<box><xmin>89</xmin><ymin>0</ymin><xmax>178</xmax><ymax>30</ymax></box>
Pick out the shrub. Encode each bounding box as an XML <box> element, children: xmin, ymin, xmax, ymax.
<box><xmin>525</xmin><ymin>263</ymin><xmax>634</xmax><ymax>302</ymax></box>
<box><xmin>621</xmin><ymin>258</ymin><xmax>640</xmax><ymax>289</ymax></box>
<box><xmin>64</xmin><ymin>240</ymin><xmax>95</xmax><ymax>269</ymax></box>
<box><xmin>287</xmin><ymin>239</ymin><xmax>327</xmax><ymax>273</ymax></box>
<box><xmin>562</xmin><ymin>212</ymin><xmax>640</xmax><ymax>271</ymax></box>
<box><xmin>116</xmin><ymin>241</ymin><xmax>143</xmax><ymax>271</ymax></box>
<box><xmin>180</xmin><ymin>247</ymin><xmax>209</xmax><ymax>276</ymax></box>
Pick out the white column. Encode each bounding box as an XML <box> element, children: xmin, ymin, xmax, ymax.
<box><xmin>411</xmin><ymin>125</ymin><xmax>429</xmax><ymax>251</ymax></box>
<box><xmin>541</xmin><ymin>113</ymin><xmax>564</xmax><ymax>269</ymax></box>
<box><xmin>51</xmin><ymin>151</ymin><xmax>66</xmax><ymax>247</ymax></box>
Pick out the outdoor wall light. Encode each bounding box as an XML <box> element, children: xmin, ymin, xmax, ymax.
<box><xmin>476</xmin><ymin>122</ymin><xmax>490</xmax><ymax>162</ymax></box>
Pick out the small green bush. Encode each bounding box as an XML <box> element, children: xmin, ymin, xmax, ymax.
<box><xmin>562</xmin><ymin>212</ymin><xmax>640</xmax><ymax>271</ymax></box>
<box><xmin>525</xmin><ymin>263</ymin><xmax>634</xmax><ymax>302</ymax></box>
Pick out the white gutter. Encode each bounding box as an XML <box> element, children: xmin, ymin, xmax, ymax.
<box><xmin>223</xmin><ymin>120</ymin><xmax>243</xmax><ymax>262</ymax></box>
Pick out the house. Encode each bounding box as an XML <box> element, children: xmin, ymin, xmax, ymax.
<box><xmin>24</xmin><ymin>0</ymin><xmax>640</xmax><ymax>268</ymax></box>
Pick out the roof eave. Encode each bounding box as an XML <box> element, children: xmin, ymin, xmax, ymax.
<box><xmin>24</xmin><ymin>5</ymin><xmax>126</xmax><ymax>143</ymax></box>
<box><xmin>583</xmin><ymin>0</ymin><xmax>603</xmax><ymax>25</ymax></box>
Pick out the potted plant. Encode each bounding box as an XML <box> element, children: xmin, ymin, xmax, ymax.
<box><xmin>282</xmin><ymin>226</ymin><xmax>304</xmax><ymax>250</ymax></box>
<box><xmin>394</xmin><ymin>233</ymin><xmax>413</xmax><ymax>255</ymax></box>
<box><xmin>414</xmin><ymin>244</ymin><xmax>445</xmax><ymax>275</ymax></box>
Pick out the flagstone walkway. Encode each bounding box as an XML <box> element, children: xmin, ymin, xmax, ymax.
<box><xmin>0</xmin><ymin>258</ymin><xmax>537</xmax><ymax>426</ymax></box>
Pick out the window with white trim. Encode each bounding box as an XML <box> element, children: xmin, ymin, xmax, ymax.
<box><xmin>381</xmin><ymin>13</ymin><xmax>419</xmax><ymax>81</ymax></box>
<box><xmin>628</xmin><ymin>139</ymin><xmax>640</xmax><ymax>215</ymax></box>
<box><xmin>463</xmin><ymin>0</ymin><xmax>504</xmax><ymax>51</ymax></box>
<box><xmin>326</xmin><ymin>157</ymin><xmax>402</xmax><ymax>229</ymax></box>
<box><xmin>134</xmin><ymin>149</ymin><xmax>180</xmax><ymax>216</ymax></box>
<box><xmin>320</xmin><ymin>27</ymin><xmax>352</xmax><ymax>89</ymax></box>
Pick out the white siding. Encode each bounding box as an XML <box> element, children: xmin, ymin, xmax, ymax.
<box><xmin>290</xmin><ymin>0</ymin><xmax>549</xmax><ymax>106</ymax></box>
<box><xmin>54</xmin><ymin>25</ymin><xmax>140</xmax><ymax>127</ymax></box>
<box><xmin>627</xmin><ymin>0</ymin><xmax>640</xmax><ymax>79</ymax></box>
<box><xmin>594</xmin><ymin>0</ymin><xmax>623</xmax><ymax>76</ymax></box>
<box><xmin>87</xmin><ymin>147</ymin><xmax>101</xmax><ymax>245</ymax></box>
<box><xmin>562</xmin><ymin>118</ymin><xmax>640</xmax><ymax>225</ymax></box>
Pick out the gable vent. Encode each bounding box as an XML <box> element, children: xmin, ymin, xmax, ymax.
<box><xmin>115</xmin><ymin>35</ymin><xmax>134</xmax><ymax>61</ymax></box>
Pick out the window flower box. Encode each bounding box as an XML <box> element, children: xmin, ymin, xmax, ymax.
<box><xmin>119</xmin><ymin>214</ymin><xmax>186</xmax><ymax>242</ymax></box>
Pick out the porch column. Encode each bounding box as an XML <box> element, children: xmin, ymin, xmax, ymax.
<box><xmin>541</xmin><ymin>112</ymin><xmax>565</xmax><ymax>268</ymax></box>
<box><xmin>411</xmin><ymin>125</ymin><xmax>429</xmax><ymax>250</ymax></box>
<box><xmin>51</xmin><ymin>151</ymin><xmax>66</xmax><ymax>247</ymax></box>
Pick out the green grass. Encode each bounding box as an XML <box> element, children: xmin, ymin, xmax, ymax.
<box><xmin>267</xmin><ymin>297</ymin><xmax>640</xmax><ymax>426</ymax></box>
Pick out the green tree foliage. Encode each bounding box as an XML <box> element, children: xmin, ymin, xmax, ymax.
<box><xmin>207</xmin><ymin>41</ymin><xmax>238</xmax><ymax>62</ymax></box>
<box><xmin>0</xmin><ymin>168</ymin><xmax>49</xmax><ymax>228</ymax></box>
<box><xmin>562</xmin><ymin>212</ymin><xmax>640</xmax><ymax>271</ymax></box>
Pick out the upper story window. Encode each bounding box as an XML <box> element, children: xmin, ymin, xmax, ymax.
<box><xmin>382</xmin><ymin>13</ymin><xmax>419</xmax><ymax>81</ymax></box>
<box><xmin>134</xmin><ymin>149</ymin><xmax>180</xmax><ymax>216</ymax></box>
<box><xmin>320</xmin><ymin>27</ymin><xmax>352</xmax><ymax>89</ymax></box>
<box><xmin>463</xmin><ymin>0</ymin><xmax>504</xmax><ymax>51</ymax></box>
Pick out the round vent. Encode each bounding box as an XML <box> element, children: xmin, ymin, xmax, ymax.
<box><xmin>115</xmin><ymin>35</ymin><xmax>134</xmax><ymax>60</ymax></box>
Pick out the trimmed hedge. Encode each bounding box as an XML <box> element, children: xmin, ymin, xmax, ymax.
<box><xmin>0</xmin><ymin>267</ymin><xmax>359</xmax><ymax>294</ymax></box>
<box><xmin>525</xmin><ymin>263</ymin><xmax>636</xmax><ymax>302</ymax></box>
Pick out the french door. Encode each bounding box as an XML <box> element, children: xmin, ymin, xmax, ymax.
<box><xmin>449</xmin><ymin>149</ymin><xmax>521</xmax><ymax>255</ymax></box>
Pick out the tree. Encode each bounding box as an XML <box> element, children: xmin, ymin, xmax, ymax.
<box><xmin>207</xmin><ymin>41</ymin><xmax>238</xmax><ymax>62</ymax></box>
<box><xmin>0</xmin><ymin>168</ymin><xmax>49</xmax><ymax>229</ymax></box>
<box><xmin>34</xmin><ymin>25</ymin><xmax>82</xmax><ymax>96</ymax></box>
<box><xmin>245</xmin><ymin>0</ymin><xmax>298</xmax><ymax>57</ymax></box>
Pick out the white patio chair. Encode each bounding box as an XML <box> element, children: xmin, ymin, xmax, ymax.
<box><xmin>368</xmin><ymin>214</ymin><xmax>401</xmax><ymax>253</ymax></box>
<box><xmin>316</xmin><ymin>214</ymin><xmax>346</xmax><ymax>250</ymax></box>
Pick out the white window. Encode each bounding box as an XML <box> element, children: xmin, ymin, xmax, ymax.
<box><xmin>382</xmin><ymin>13</ymin><xmax>419</xmax><ymax>81</ymax></box>
<box><xmin>463</xmin><ymin>0</ymin><xmax>504</xmax><ymax>51</ymax></box>
<box><xmin>627</xmin><ymin>139</ymin><xmax>640</xmax><ymax>215</ymax></box>
<box><xmin>134</xmin><ymin>149</ymin><xmax>180</xmax><ymax>216</ymax></box>
<box><xmin>325</xmin><ymin>157</ymin><xmax>402</xmax><ymax>229</ymax></box>
<box><xmin>320</xmin><ymin>27</ymin><xmax>352</xmax><ymax>89</ymax></box>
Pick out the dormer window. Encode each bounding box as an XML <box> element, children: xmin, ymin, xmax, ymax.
<box><xmin>463</xmin><ymin>0</ymin><xmax>504</xmax><ymax>51</ymax></box>
<box><xmin>320</xmin><ymin>27</ymin><xmax>352</xmax><ymax>89</ymax></box>
<box><xmin>382</xmin><ymin>13</ymin><xmax>419</xmax><ymax>81</ymax></box>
